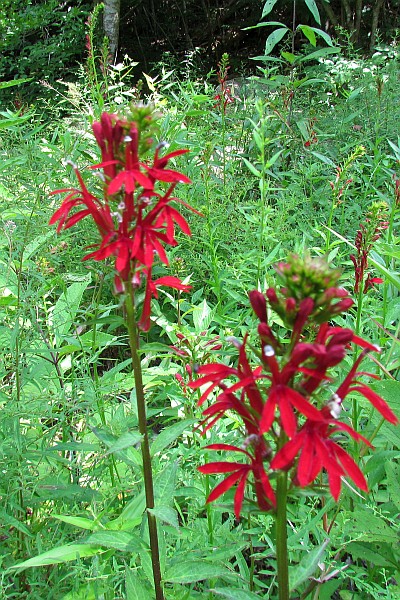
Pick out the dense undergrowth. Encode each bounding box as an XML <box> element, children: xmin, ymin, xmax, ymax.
<box><xmin>0</xmin><ymin>32</ymin><xmax>399</xmax><ymax>600</ymax></box>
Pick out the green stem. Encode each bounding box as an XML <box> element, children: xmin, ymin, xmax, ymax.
<box><xmin>205</xmin><ymin>473</ymin><xmax>214</xmax><ymax>546</ymax></box>
<box><xmin>124</xmin><ymin>281</ymin><xmax>164</xmax><ymax>600</ymax></box>
<box><xmin>276</xmin><ymin>470</ymin><xmax>289</xmax><ymax>600</ymax></box>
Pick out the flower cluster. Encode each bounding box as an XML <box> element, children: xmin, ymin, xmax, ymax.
<box><xmin>214</xmin><ymin>53</ymin><xmax>235</xmax><ymax>114</ymax></box>
<box><xmin>350</xmin><ymin>201</ymin><xmax>388</xmax><ymax>294</ymax></box>
<box><xmin>50</xmin><ymin>106</ymin><xmax>196</xmax><ymax>330</ymax></box>
<box><xmin>190</xmin><ymin>255</ymin><xmax>397</xmax><ymax>518</ymax></box>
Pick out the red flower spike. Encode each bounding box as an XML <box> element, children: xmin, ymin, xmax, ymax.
<box><xmin>50</xmin><ymin>108</ymin><xmax>194</xmax><ymax>332</ymax></box>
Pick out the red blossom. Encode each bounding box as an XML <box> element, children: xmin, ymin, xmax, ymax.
<box><xmin>50</xmin><ymin>108</ymin><xmax>195</xmax><ymax>330</ymax></box>
<box><xmin>270</xmin><ymin>408</ymin><xmax>370</xmax><ymax>500</ymax></box>
<box><xmin>199</xmin><ymin>442</ymin><xmax>275</xmax><ymax>518</ymax></box>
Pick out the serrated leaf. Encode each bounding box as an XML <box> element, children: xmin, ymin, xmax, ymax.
<box><xmin>84</xmin><ymin>531</ymin><xmax>142</xmax><ymax>552</ymax></box>
<box><xmin>343</xmin><ymin>509</ymin><xmax>399</xmax><ymax>544</ymax></box>
<box><xmin>369</xmin><ymin>380</ymin><xmax>400</xmax><ymax>446</ymax></box>
<box><xmin>164</xmin><ymin>560</ymin><xmax>229</xmax><ymax>584</ymax></box>
<box><xmin>90</xmin><ymin>426</ymin><xmax>142</xmax><ymax>467</ymax></box>
<box><xmin>151</xmin><ymin>419</ymin><xmax>196</xmax><ymax>457</ymax></box>
<box><xmin>290</xmin><ymin>539</ymin><xmax>330</xmax><ymax>591</ymax></box>
<box><xmin>10</xmin><ymin>544</ymin><xmax>103</xmax><ymax>570</ymax></box>
<box><xmin>125</xmin><ymin>568</ymin><xmax>154</xmax><ymax>600</ymax></box>
<box><xmin>265</xmin><ymin>27</ymin><xmax>289</xmax><ymax>55</ymax></box>
<box><xmin>347</xmin><ymin>541</ymin><xmax>398</xmax><ymax>568</ymax></box>
<box><xmin>52</xmin><ymin>277</ymin><xmax>91</xmax><ymax>344</ymax></box>
<box><xmin>385</xmin><ymin>461</ymin><xmax>400</xmax><ymax>510</ymax></box>
<box><xmin>148</xmin><ymin>506</ymin><xmax>179</xmax><ymax>529</ymax></box>
<box><xmin>154</xmin><ymin>463</ymin><xmax>177</xmax><ymax>506</ymax></box>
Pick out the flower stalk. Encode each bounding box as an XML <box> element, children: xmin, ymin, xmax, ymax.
<box><xmin>191</xmin><ymin>254</ymin><xmax>398</xmax><ymax>597</ymax></box>
<box><xmin>49</xmin><ymin>105</ymin><xmax>195</xmax><ymax>598</ymax></box>
<box><xmin>125</xmin><ymin>280</ymin><xmax>164</xmax><ymax>600</ymax></box>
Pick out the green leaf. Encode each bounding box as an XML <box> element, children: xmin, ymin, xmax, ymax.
<box><xmin>10</xmin><ymin>544</ymin><xmax>103</xmax><ymax>570</ymax></box>
<box><xmin>298</xmin><ymin>46</ymin><xmax>340</xmax><ymax>62</ymax></box>
<box><xmin>192</xmin><ymin>299</ymin><xmax>213</xmax><ymax>331</ymax></box>
<box><xmin>281</xmin><ymin>51</ymin><xmax>296</xmax><ymax>64</ymax></box>
<box><xmin>148</xmin><ymin>506</ymin><xmax>179</xmax><ymax>529</ymax></box>
<box><xmin>118</xmin><ymin>491</ymin><xmax>146</xmax><ymax>523</ymax></box>
<box><xmin>105</xmin><ymin>431</ymin><xmax>143</xmax><ymax>456</ymax></box>
<box><xmin>0</xmin><ymin>78</ymin><xmax>32</xmax><ymax>90</ymax></box>
<box><xmin>385</xmin><ymin>461</ymin><xmax>400</xmax><ymax>511</ymax></box>
<box><xmin>163</xmin><ymin>560</ymin><xmax>229</xmax><ymax>584</ymax></box>
<box><xmin>369</xmin><ymin>380</ymin><xmax>400</xmax><ymax>446</ymax></box>
<box><xmin>84</xmin><ymin>531</ymin><xmax>143</xmax><ymax>552</ymax></box>
<box><xmin>151</xmin><ymin>419</ymin><xmax>196</xmax><ymax>457</ymax></box>
<box><xmin>154</xmin><ymin>463</ymin><xmax>178</xmax><ymax>506</ymax></box>
<box><xmin>298</xmin><ymin>24</ymin><xmax>316</xmax><ymax>46</ymax></box>
<box><xmin>266</xmin><ymin>149</ymin><xmax>283</xmax><ymax>168</ymax></box>
<box><xmin>22</xmin><ymin>231</ymin><xmax>54</xmax><ymax>263</ymax></box>
<box><xmin>0</xmin><ymin>510</ymin><xmax>32</xmax><ymax>537</ymax></box>
<box><xmin>311</xmin><ymin>151</ymin><xmax>336</xmax><ymax>167</ymax></box>
<box><xmin>91</xmin><ymin>426</ymin><xmax>142</xmax><ymax>468</ymax></box>
<box><xmin>309</xmin><ymin>27</ymin><xmax>335</xmax><ymax>46</ymax></box>
<box><xmin>242</xmin><ymin>157</ymin><xmax>261</xmax><ymax>177</ymax></box>
<box><xmin>290</xmin><ymin>539</ymin><xmax>330</xmax><ymax>591</ymax></box>
<box><xmin>265</xmin><ymin>27</ymin><xmax>289</xmax><ymax>55</ymax></box>
<box><xmin>262</xmin><ymin>0</ymin><xmax>280</xmax><ymax>18</ymax></box>
<box><xmin>52</xmin><ymin>515</ymin><xmax>99</xmax><ymax>531</ymax></box>
<box><xmin>343</xmin><ymin>508</ymin><xmax>399</xmax><ymax>544</ymax></box>
<box><xmin>347</xmin><ymin>542</ymin><xmax>398</xmax><ymax>568</ymax></box>
<box><xmin>212</xmin><ymin>589</ymin><xmax>261</xmax><ymax>599</ymax></box>
<box><xmin>52</xmin><ymin>276</ymin><xmax>91</xmax><ymax>344</ymax></box>
<box><xmin>125</xmin><ymin>568</ymin><xmax>154</xmax><ymax>600</ymax></box>
<box><xmin>304</xmin><ymin>0</ymin><xmax>321</xmax><ymax>24</ymax></box>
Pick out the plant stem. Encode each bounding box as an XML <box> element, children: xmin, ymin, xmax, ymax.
<box><xmin>124</xmin><ymin>280</ymin><xmax>164</xmax><ymax>600</ymax></box>
<box><xmin>276</xmin><ymin>469</ymin><xmax>289</xmax><ymax>600</ymax></box>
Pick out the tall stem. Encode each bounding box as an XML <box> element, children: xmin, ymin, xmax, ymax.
<box><xmin>124</xmin><ymin>281</ymin><xmax>164</xmax><ymax>600</ymax></box>
<box><xmin>276</xmin><ymin>467</ymin><xmax>289</xmax><ymax>599</ymax></box>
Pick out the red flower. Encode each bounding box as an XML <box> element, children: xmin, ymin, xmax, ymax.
<box><xmin>334</xmin><ymin>349</ymin><xmax>398</xmax><ymax>425</ymax></box>
<box><xmin>199</xmin><ymin>442</ymin><xmax>275</xmax><ymax>519</ymax></box>
<box><xmin>271</xmin><ymin>408</ymin><xmax>370</xmax><ymax>500</ymax></box>
<box><xmin>50</xmin><ymin>109</ymin><xmax>195</xmax><ymax>329</ymax></box>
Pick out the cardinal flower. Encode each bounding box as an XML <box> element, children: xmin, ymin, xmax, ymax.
<box><xmin>50</xmin><ymin>106</ymin><xmax>197</xmax><ymax>329</ymax></box>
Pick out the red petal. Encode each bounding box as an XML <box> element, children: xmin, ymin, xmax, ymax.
<box><xmin>234</xmin><ymin>471</ymin><xmax>249</xmax><ymax>518</ymax></box>
<box><xmin>333</xmin><ymin>444</ymin><xmax>368</xmax><ymax>491</ymax></box>
<box><xmin>198</xmin><ymin>462</ymin><xmax>243</xmax><ymax>474</ymax></box>
<box><xmin>206</xmin><ymin>470</ymin><xmax>243</xmax><ymax>503</ymax></box>
<box><xmin>350</xmin><ymin>384</ymin><xmax>398</xmax><ymax>424</ymax></box>
<box><xmin>270</xmin><ymin>435</ymin><xmax>303</xmax><ymax>470</ymax></box>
